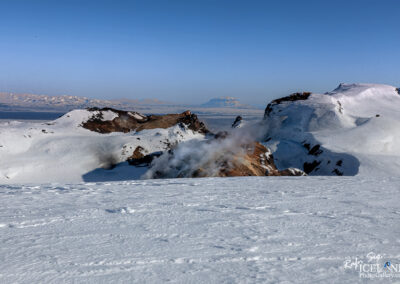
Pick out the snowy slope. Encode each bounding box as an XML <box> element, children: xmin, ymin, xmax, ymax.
<box><xmin>262</xmin><ymin>83</ymin><xmax>400</xmax><ymax>176</ymax></box>
<box><xmin>0</xmin><ymin>177</ymin><xmax>399</xmax><ymax>283</ymax></box>
<box><xmin>0</xmin><ymin>109</ymin><xmax>204</xmax><ymax>183</ymax></box>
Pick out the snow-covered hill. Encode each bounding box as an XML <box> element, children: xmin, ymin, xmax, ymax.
<box><xmin>0</xmin><ymin>107</ymin><xmax>304</xmax><ymax>183</ymax></box>
<box><xmin>262</xmin><ymin>83</ymin><xmax>400</xmax><ymax>176</ymax></box>
<box><xmin>0</xmin><ymin>108</ymin><xmax>206</xmax><ymax>183</ymax></box>
<box><xmin>0</xmin><ymin>177</ymin><xmax>398</xmax><ymax>283</ymax></box>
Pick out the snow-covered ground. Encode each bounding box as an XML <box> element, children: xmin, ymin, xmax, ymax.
<box><xmin>1</xmin><ymin>177</ymin><xmax>399</xmax><ymax>283</ymax></box>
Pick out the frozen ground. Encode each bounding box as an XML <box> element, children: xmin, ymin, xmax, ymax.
<box><xmin>0</xmin><ymin>176</ymin><xmax>399</xmax><ymax>283</ymax></box>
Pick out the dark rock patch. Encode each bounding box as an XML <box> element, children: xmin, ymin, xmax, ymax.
<box><xmin>264</xmin><ymin>92</ymin><xmax>311</xmax><ymax>117</ymax></box>
<box><xmin>128</xmin><ymin>149</ymin><xmax>163</xmax><ymax>167</ymax></box>
<box><xmin>303</xmin><ymin>160</ymin><xmax>321</xmax><ymax>174</ymax></box>
<box><xmin>308</xmin><ymin>144</ymin><xmax>323</xmax><ymax>156</ymax></box>
<box><xmin>232</xmin><ymin>116</ymin><xmax>242</xmax><ymax>128</ymax></box>
<box><xmin>332</xmin><ymin>169</ymin><xmax>343</xmax><ymax>176</ymax></box>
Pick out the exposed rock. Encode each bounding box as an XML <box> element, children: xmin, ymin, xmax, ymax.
<box><xmin>129</xmin><ymin>146</ymin><xmax>146</xmax><ymax>160</ymax></box>
<box><xmin>82</xmin><ymin>108</ymin><xmax>209</xmax><ymax>134</ymax></box>
<box><xmin>264</xmin><ymin>92</ymin><xmax>311</xmax><ymax>117</ymax></box>
<box><xmin>303</xmin><ymin>160</ymin><xmax>321</xmax><ymax>174</ymax></box>
<box><xmin>128</xmin><ymin>151</ymin><xmax>163</xmax><ymax>166</ymax></box>
<box><xmin>332</xmin><ymin>168</ymin><xmax>343</xmax><ymax>176</ymax></box>
<box><xmin>215</xmin><ymin>141</ymin><xmax>306</xmax><ymax>177</ymax></box>
<box><xmin>396</xmin><ymin>88</ymin><xmax>400</xmax><ymax>95</ymax></box>
<box><xmin>308</xmin><ymin>144</ymin><xmax>323</xmax><ymax>156</ymax></box>
<box><xmin>232</xmin><ymin>116</ymin><xmax>243</xmax><ymax>128</ymax></box>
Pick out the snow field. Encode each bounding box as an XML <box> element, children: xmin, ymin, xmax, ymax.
<box><xmin>0</xmin><ymin>176</ymin><xmax>399</xmax><ymax>283</ymax></box>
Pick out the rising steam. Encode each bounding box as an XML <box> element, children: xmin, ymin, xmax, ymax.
<box><xmin>142</xmin><ymin>119</ymin><xmax>268</xmax><ymax>179</ymax></box>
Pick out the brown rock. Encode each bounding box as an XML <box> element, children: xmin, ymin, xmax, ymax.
<box><xmin>217</xmin><ymin>141</ymin><xmax>305</xmax><ymax>177</ymax></box>
<box><xmin>127</xmin><ymin>147</ymin><xmax>162</xmax><ymax>166</ymax></box>
<box><xmin>82</xmin><ymin>107</ymin><xmax>209</xmax><ymax>134</ymax></box>
<box><xmin>153</xmin><ymin>135</ymin><xmax>305</xmax><ymax>178</ymax></box>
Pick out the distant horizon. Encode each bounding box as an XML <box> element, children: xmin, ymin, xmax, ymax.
<box><xmin>1</xmin><ymin>81</ymin><xmax>398</xmax><ymax>107</ymax></box>
<box><xmin>1</xmin><ymin>0</ymin><xmax>399</xmax><ymax>105</ymax></box>
<box><xmin>0</xmin><ymin>88</ymin><xmax>263</xmax><ymax>107</ymax></box>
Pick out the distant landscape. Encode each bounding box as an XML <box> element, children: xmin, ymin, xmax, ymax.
<box><xmin>0</xmin><ymin>92</ymin><xmax>264</xmax><ymax>131</ymax></box>
<box><xmin>0</xmin><ymin>92</ymin><xmax>264</xmax><ymax>114</ymax></box>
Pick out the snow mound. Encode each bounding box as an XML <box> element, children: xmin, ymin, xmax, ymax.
<box><xmin>262</xmin><ymin>83</ymin><xmax>400</xmax><ymax>176</ymax></box>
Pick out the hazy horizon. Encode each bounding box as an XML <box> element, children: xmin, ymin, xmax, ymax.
<box><xmin>0</xmin><ymin>0</ymin><xmax>399</xmax><ymax>105</ymax></box>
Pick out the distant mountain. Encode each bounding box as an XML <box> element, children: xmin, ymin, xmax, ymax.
<box><xmin>0</xmin><ymin>92</ymin><xmax>265</xmax><ymax>116</ymax></box>
<box><xmin>0</xmin><ymin>92</ymin><xmax>170</xmax><ymax>112</ymax></box>
<box><xmin>200</xmin><ymin>97</ymin><xmax>254</xmax><ymax>109</ymax></box>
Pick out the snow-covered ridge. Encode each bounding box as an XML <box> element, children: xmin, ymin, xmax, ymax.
<box><xmin>2</xmin><ymin>83</ymin><xmax>400</xmax><ymax>182</ymax></box>
<box><xmin>0</xmin><ymin>108</ymin><xmax>206</xmax><ymax>183</ymax></box>
<box><xmin>0</xmin><ymin>107</ymin><xmax>304</xmax><ymax>183</ymax></box>
<box><xmin>262</xmin><ymin>83</ymin><xmax>400</xmax><ymax>176</ymax></box>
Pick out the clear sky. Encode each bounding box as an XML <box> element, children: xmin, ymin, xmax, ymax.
<box><xmin>0</xmin><ymin>0</ymin><xmax>399</xmax><ymax>105</ymax></box>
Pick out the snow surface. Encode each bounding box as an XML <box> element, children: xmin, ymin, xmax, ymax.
<box><xmin>262</xmin><ymin>83</ymin><xmax>400</xmax><ymax>176</ymax></box>
<box><xmin>0</xmin><ymin>177</ymin><xmax>399</xmax><ymax>283</ymax></box>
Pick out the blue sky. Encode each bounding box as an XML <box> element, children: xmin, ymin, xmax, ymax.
<box><xmin>0</xmin><ymin>0</ymin><xmax>399</xmax><ymax>105</ymax></box>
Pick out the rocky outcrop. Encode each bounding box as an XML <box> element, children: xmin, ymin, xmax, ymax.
<box><xmin>211</xmin><ymin>141</ymin><xmax>305</xmax><ymax>177</ymax></box>
<box><xmin>80</xmin><ymin>107</ymin><xmax>306</xmax><ymax>178</ymax></box>
<box><xmin>82</xmin><ymin>108</ymin><xmax>209</xmax><ymax>134</ymax></box>
<box><xmin>264</xmin><ymin>92</ymin><xmax>311</xmax><ymax>117</ymax></box>
<box><xmin>231</xmin><ymin>116</ymin><xmax>243</xmax><ymax>128</ymax></box>
<box><xmin>127</xmin><ymin>146</ymin><xmax>163</xmax><ymax>167</ymax></box>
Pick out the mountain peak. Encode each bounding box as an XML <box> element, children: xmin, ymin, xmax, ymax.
<box><xmin>200</xmin><ymin>97</ymin><xmax>249</xmax><ymax>108</ymax></box>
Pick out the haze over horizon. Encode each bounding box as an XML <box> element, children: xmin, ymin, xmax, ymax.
<box><xmin>0</xmin><ymin>0</ymin><xmax>399</xmax><ymax>105</ymax></box>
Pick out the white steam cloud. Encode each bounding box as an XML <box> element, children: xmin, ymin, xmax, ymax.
<box><xmin>142</xmin><ymin>119</ymin><xmax>268</xmax><ymax>179</ymax></box>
